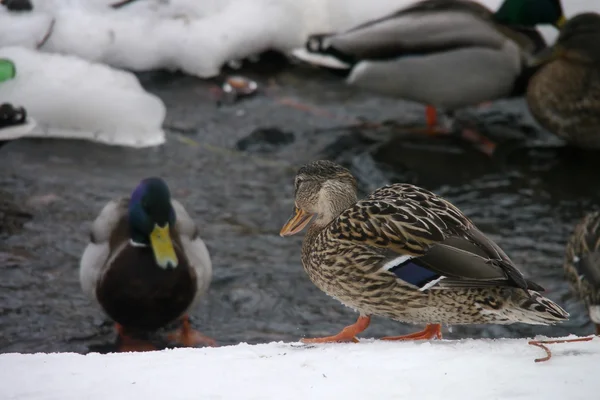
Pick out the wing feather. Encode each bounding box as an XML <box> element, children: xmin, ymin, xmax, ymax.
<box><xmin>309</xmin><ymin>0</ymin><xmax>503</xmax><ymax>62</ymax></box>
<box><xmin>328</xmin><ymin>183</ymin><xmax>532</xmax><ymax>291</ymax></box>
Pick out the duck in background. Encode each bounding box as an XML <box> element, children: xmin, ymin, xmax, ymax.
<box><xmin>527</xmin><ymin>12</ymin><xmax>600</xmax><ymax>149</ymax></box>
<box><xmin>527</xmin><ymin>210</ymin><xmax>600</xmax><ymax>362</ymax></box>
<box><xmin>80</xmin><ymin>177</ymin><xmax>215</xmax><ymax>352</ymax></box>
<box><xmin>564</xmin><ymin>212</ymin><xmax>600</xmax><ymax>335</ymax></box>
<box><xmin>291</xmin><ymin>0</ymin><xmax>565</xmax><ymax>153</ymax></box>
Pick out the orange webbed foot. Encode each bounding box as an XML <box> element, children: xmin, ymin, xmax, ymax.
<box><xmin>301</xmin><ymin>315</ymin><xmax>371</xmax><ymax>344</ymax></box>
<box><xmin>167</xmin><ymin>315</ymin><xmax>217</xmax><ymax>348</ymax></box>
<box><xmin>381</xmin><ymin>324</ymin><xmax>442</xmax><ymax>341</ymax></box>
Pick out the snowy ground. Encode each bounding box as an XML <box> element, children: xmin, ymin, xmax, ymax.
<box><xmin>1</xmin><ymin>337</ymin><xmax>599</xmax><ymax>400</ymax></box>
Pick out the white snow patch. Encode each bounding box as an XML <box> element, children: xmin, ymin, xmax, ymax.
<box><xmin>0</xmin><ymin>338</ymin><xmax>599</xmax><ymax>400</ymax></box>
<box><xmin>0</xmin><ymin>46</ymin><xmax>165</xmax><ymax>147</ymax></box>
<box><xmin>1</xmin><ymin>1</ymin><xmax>597</xmax><ymax>78</ymax></box>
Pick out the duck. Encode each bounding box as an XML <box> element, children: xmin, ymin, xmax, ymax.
<box><xmin>280</xmin><ymin>160</ymin><xmax>568</xmax><ymax>343</ymax></box>
<box><xmin>564</xmin><ymin>212</ymin><xmax>600</xmax><ymax>335</ymax></box>
<box><xmin>291</xmin><ymin>0</ymin><xmax>565</xmax><ymax>144</ymax></box>
<box><xmin>79</xmin><ymin>177</ymin><xmax>215</xmax><ymax>351</ymax></box>
<box><xmin>526</xmin><ymin>12</ymin><xmax>600</xmax><ymax>149</ymax></box>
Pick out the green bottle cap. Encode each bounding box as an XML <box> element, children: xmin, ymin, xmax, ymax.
<box><xmin>0</xmin><ymin>59</ymin><xmax>17</xmax><ymax>83</ymax></box>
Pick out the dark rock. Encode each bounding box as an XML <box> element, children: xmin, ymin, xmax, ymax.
<box><xmin>0</xmin><ymin>103</ymin><xmax>27</xmax><ymax>129</ymax></box>
<box><xmin>235</xmin><ymin>127</ymin><xmax>295</xmax><ymax>153</ymax></box>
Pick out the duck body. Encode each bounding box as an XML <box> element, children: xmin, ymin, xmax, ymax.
<box><xmin>292</xmin><ymin>0</ymin><xmax>554</xmax><ymax>111</ymax></box>
<box><xmin>80</xmin><ymin>178</ymin><xmax>214</xmax><ymax>348</ymax></box>
<box><xmin>301</xmin><ymin>183</ymin><xmax>566</xmax><ymax>326</ymax></box>
<box><xmin>564</xmin><ymin>211</ymin><xmax>600</xmax><ymax>334</ymax></box>
<box><xmin>281</xmin><ymin>161</ymin><xmax>568</xmax><ymax>342</ymax></box>
<box><xmin>81</xmin><ymin>198</ymin><xmax>211</xmax><ymax>332</ymax></box>
<box><xmin>527</xmin><ymin>13</ymin><xmax>600</xmax><ymax>149</ymax></box>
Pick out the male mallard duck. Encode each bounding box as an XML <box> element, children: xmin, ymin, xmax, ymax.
<box><xmin>80</xmin><ymin>177</ymin><xmax>215</xmax><ymax>351</ymax></box>
<box><xmin>280</xmin><ymin>160</ymin><xmax>568</xmax><ymax>343</ymax></box>
<box><xmin>564</xmin><ymin>212</ymin><xmax>600</xmax><ymax>335</ymax></box>
<box><xmin>291</xmin><ymin>0</ymin><xmax>564</xmax><ymax>138</ymax></box>
<box><xmin>527</xmin><ymin>12</ymin><xmax>600</xmax><ymax>149</ymax></box>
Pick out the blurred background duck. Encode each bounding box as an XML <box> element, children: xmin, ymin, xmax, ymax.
<box><xmin>291</xmin><ymin>0</ymin><xmax>565</xmax><ymax>151</ymax></box>
<box><xmin>80</xmin><ymin>177</ymin><xmax>215</xmax><ymax>352</ymax></box>
<box><xmin>564</xmin><ymin>212</ymin><xmax>600</xmax><ymax>335</ymax></box>
<box><xmin>280</xmin><ymin>160</ymin><xmax>568</xmax><ymax>343</ymax></box>
<box><xmin>527</xmin><ymin>12</ymin><xmax>600</xmax><ymax>149</ymax></box>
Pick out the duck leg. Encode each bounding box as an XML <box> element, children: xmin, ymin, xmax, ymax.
<box><xmin>167</xmin><ymin>315</ymin><xmax>217</xmax><ymax>347</ymax></box>
<box><xmin>380</xmin><ymin>323</ymin><xmax>442</xmax><ymax>341</ymax></box>
<box><xmin>115</xmin><ymin>323</ymin><xmax>157</xmax><ymax>352</ymax></box>
<box><xmin>301</xmin><ymin>315</ymin><xmax>371</xmax><ymax>344</ymax></box>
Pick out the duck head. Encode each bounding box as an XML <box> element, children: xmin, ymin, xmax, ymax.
<box><xmin>533</xmin><ymin>12</ymin><xmax>600</xmax><ymax>66</ymax></box>
<box><xmin>128</xmin><ymin>177</ymin><xmax>178</xmax><ymax>269</ymax></box>
<box><xmin>280</xmin><ymin>160</ymin><xmax>357</xmax><ymax>236</ymax></box>
<box><xmin>494</xmin><ymin>0</ymin><xmax>565</xmax><ymax>28</ymax></box>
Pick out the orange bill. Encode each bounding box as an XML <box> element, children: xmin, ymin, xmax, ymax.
<box><xmin>280</xmin><ymin>207</ymin><xmax>313</xmax><ymax>237</ymax></box>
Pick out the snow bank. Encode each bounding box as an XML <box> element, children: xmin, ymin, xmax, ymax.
<box><xmin>0</xmin><ymin>46</ymin><xmax>165</xmax><ymax>147</ymax></box>
<box><xmin>1</xmin><ymin>1</ymin><xmax>596</xmax><ymax>78</ymax></box>
<box><xmin>1</xmin><ymin>337</ymin><xmax>598</xmax><ymax>400</ymax></box>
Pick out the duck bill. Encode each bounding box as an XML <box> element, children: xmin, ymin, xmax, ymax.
<box><xmin>554</xmin><ymin>15</ymin><xmax>567</xmax><ymax>29</ymax></box>
<box><xmin>280</xmin><ymin>208</ymin><xmax>313</xmax><ymax>237</ymax></box>
<box><xmin>150</xmin><ymin>223</ymin><xmax>178</xmax><ymax>268</ymax></box>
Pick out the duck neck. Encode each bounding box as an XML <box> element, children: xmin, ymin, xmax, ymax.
<box><xmin>308</xmin><ymin>191</ymin><xmax>358</xmax><ymax>234</ymax></box>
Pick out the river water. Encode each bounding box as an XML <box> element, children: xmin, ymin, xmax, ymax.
<box><xmin>1</xmin><ymin>60</ymin><xmax>598</xmax><ymax>353</ymax></box>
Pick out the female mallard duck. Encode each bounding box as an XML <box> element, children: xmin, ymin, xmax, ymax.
<box><xmin>280</xmin><ymin>160</ymin><xmax>568</xmax><ymax>343</ymax></box>
<box><xmin>291</xmin><ymin>0</ymin><xmax>564</xmax><ymax>137</ymax></box>
<box><xmin>527</xmin><ymin>12</ymin><xmax>600</xmax><ymax>149</ymax></box>
<box><xmin>80</xmin><ymin>177</ymin><xmax>215</xmax><ymax>351</ymax></box>
<box><xmin>564</xmin><ymin>212</ymin><xmax>600</xmax><ymax>335</ymax></box>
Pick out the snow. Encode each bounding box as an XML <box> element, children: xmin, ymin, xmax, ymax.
<box><xmin>0</xmin><ymin>46</ymin><xmax>165</xmax><ymax>147</ymax></box>
<box><xmin>0</xmin><ymin>0</ymin><xmax>597</xmax><ymax>146</ymax></box>
<box><xmin>1</xmin><ymin>337</ymin><xmax>599</xmax><ymax>400</ymax></box>
<box><xmin>1</xmin><ymin>0</ymin><xmax>595</xmax><ymax>80</ymax></box>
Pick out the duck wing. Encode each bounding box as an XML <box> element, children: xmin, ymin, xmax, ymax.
<box><xmin>171</xmin><ymin>199</ymin><xmax>212</xmax><ymax>295</ymax></box>
<box><xmin>329</xmin><ymin>183</ymin><xmax>541</xmax><ymax>292</ymax></box>
<box><xmin>304</xmin><ymin>0</ymin><xmax>502</xmax><ymax>64</ymax></box>
<box><xmin>79</xmin><ymin>197</ymin><xmax>128</xmax><ymax>300</ymax></box>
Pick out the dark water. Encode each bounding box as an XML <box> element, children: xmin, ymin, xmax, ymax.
<box><xmin>1</xmin><ymin>59</ymin><xmax>598</xmax><ymax>354</ymax></box>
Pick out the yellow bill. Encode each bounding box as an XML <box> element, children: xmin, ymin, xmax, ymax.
<box><xmin>280</xmin><ymin>207</ymin><xmax>313</xmax><ymax>237</ymax></box>
<box><xmin>555</xmin><ymin>15</ymin><xmax>567</xmax><ymax>29</ymax></box>
<box><xmin>150</xmin><ymin>223</ymin><xmax>178</xmax><ymax>268</ymax></box>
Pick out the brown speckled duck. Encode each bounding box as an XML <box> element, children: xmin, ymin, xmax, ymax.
<box><xmin>280</xmin><ymin>160</ymin><xmax>568</xmax><ymax>343</ymax></box>
<box><xmin>79</xmin><ymin>177</ymin><xmax>215</xmax><ymax>351</ymax></box>
<box><xmin>527</xmin><ymin>12</ymin><xmax>600</xmax><ymax>148</ymax></box>
<box><xmin>564</xmin><ymin>212</ymin><xmax>600</xmax><ymax>335</ymax></box>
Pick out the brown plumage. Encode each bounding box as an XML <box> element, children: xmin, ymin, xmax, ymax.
<box><xmin>527</xmin><ymin>12</ymin><xmax>600</xmax><ymax>148</ymax></box>
<box><xmin>94</xmin><ymin>210</ymin><xmax>198</xmax><ymax>331</ymax></box>
<box><xmin>281</xmin><ymin>160</ymin><xmax>568</xmax><ymax>343</ymax></box>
